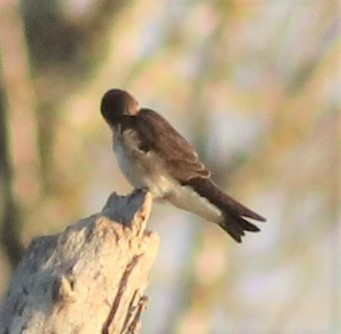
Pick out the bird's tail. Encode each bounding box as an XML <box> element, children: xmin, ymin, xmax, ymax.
<box><xmin>185</xmin><ymin>178</ymin><xmax>266</xmax><ymax>243</ymax></box>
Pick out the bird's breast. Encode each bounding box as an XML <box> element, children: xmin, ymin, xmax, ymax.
<box><xmin>113</xmin><ymin>132</ymin><xmax>173</xmax><ymax>199</ymax></box>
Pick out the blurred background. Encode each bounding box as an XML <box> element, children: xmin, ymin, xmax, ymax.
<box><xmin>0</xmin><ymin>0</ymin><xmax>340</xmax><ymax>332</ymax></box>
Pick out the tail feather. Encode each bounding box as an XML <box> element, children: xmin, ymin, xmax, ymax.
<box><xmin>184</xmin><ymin>177</ymin><xmax>266</xmax><ymax>242</ymax></box>
<box><xmin>218</xmin><ymin>216</ymin><xmax>261</xmax><ymax>243</ymax></box>
<box><xmin>239</xmin><ymin>217</ymin><xmax>261</xmax><ymax>232</ymax></box>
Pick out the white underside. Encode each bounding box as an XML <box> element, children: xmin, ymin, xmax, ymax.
<box><xmin>113</xmin><ymin>131</ymin><xmax>223</xmax><ymax>223</ymax></box>
<box><xmin>167</xmin><ymin>182</ymin><xmax>223</xmax><ymax>223</ymax></box>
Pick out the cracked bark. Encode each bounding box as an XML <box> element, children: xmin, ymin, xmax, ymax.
<box><xmin>0</xmin><ymin>190</ymin><xmax>159</xmax><ymax>334</ymax></box>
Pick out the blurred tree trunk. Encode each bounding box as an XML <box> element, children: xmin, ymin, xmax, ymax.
<box><xmin>0</xmin><ymin>0</ymin><xmax>40</xmax><ymax>267</ymax></box>
<box><xmin>0</xmin><ymin>72</ymin><xmax>24</xmax><ymax>268</ymax></box>
<box><xmin>0</xmin><ymin>190</ymin><xmax>159</xmax><ymax>334</ymax></box>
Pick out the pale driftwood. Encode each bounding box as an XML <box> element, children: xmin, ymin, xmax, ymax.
<box><xmin>0</xmin><ymin>190</ymin><xmax>159</xmax><ymax>334</ymax></box>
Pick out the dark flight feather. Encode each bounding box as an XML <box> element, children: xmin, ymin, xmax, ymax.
<box><xmin>131</xmin><ymin>108</ymin><xmax>210</xmax><ymax>180</ymax></box>
<box><xmin>184</xmin><ymin>177</ymin><xmax>266</xmax><ymax>242</ymax></box>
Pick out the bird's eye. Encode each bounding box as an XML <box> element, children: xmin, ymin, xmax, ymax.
<box><xmin>138</xmin><ymin>142</ymin><xmax>150</xmax><ymax>153</ymax></box>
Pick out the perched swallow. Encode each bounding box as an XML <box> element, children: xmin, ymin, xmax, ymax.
<box><xmin>100</xmin><ymin>89</ymin><xmax>266</xmax><ymax>242</ymax></box>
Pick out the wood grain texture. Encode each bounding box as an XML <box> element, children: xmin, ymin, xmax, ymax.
<box><xmin>0</xmin><ymin>190</ymin><xmax>159</xmax><ymax>334</ymax></box>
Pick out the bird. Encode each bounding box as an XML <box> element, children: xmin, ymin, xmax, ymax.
<box><xmin>100</xmin><ymin>88</ymin><xmax>266</xmax><ymax>242</ymax></box>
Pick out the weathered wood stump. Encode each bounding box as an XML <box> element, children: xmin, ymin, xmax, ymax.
<box><xmin>0</xmin><ymin>190</ymin><xmax>159</xmax><ymax>334</ymax></box>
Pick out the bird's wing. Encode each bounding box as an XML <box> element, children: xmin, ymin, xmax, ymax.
<box><xmin>134</xmin><ymin>108</ymin><xmax>210</xmax><ymax>181</ymax></box>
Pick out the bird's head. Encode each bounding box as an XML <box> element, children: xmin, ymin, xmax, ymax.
<box><xmin>100</xmin><ymin>89</ymin><xmax>139</xmax><ymax>125</ymax></box>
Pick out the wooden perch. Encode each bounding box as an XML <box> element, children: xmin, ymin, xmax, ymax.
<box><xmin>0</xmin><ymin>190</ymin><xmax>159</xmax><ymax>334</ymax></box>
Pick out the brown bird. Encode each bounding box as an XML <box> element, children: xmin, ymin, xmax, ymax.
<box><xmin>100</xmin><ymin>89</ymin><xmax>266</xmax><ymax>242</ymax></box>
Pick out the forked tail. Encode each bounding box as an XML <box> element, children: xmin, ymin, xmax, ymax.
<box><xmin>185</xmin><ymin>177</ymin><xmax>266</xmax><ymax>242</ymax></box>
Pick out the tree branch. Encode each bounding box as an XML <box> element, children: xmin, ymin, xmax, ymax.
<box><xmin>0</xmin><ymin>190</ymin><xmax>159</xmax><ymax>334</ymax></box>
